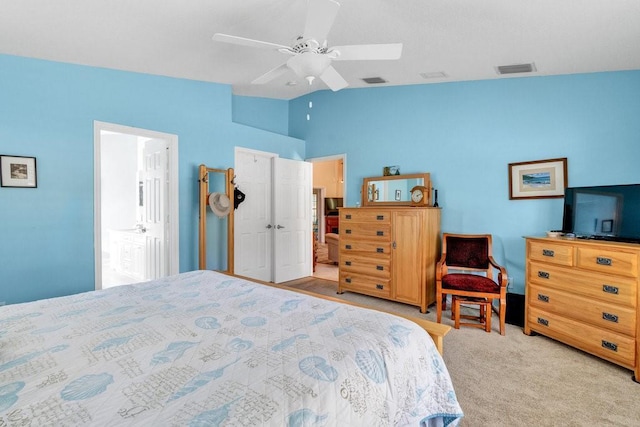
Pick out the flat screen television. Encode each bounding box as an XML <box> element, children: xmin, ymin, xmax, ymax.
<box><xmin>562</xmin><ymin>184</ymin><xmax>640</xmax><ymax>244</ymax></box>
<box><xmin>325</xmin><ymin>197</ymin><xmax>343</xmax><ymax>216</ymax></box>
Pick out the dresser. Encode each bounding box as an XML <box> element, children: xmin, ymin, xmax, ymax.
<box><xmin>338</xmin><ymin>207</ymin><xmax>441</xmax><ymax>313</ymax></box>
<box><xmin>524</xmin><ymin>236</ymin><xmax>640</xmax><ymax>381</ymax></box>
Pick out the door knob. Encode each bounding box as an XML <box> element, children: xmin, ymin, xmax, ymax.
<box><xmin>266</xmin><ymin>224</ymin><xmax>273</xmax><ymax>229</ymax></box>
<box><xmin>276</xmin><ymin>225</ymin><xmax>285</xmax><ymax>229</ymax></box>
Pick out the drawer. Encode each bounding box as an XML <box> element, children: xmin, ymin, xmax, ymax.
<box><xmin>528</xmin><ymin>240</ymin><xmax>573</xmax><ymax>266</ymax></box>
<box><xmin>528</xmin><ymin>307</ymin><xmax>635</xmax><ymax>368</ymax></box>
<box><xmin>576</xmin><ymin>247</ymin><xmax>638</xmax><ymax>278</ymax></box>
<box><xmin>340</xmin><ymin>240</ymin><xmax>391</xmax><ymax>256</ymax></box>
<box><xmin>339</xmin><ymin>273</ymin><xmax>391</xmax><ymax>298</ymax></box>
<box><xmin>529</xmin><ymin>284</ymin><xmax>636</xmax><ymax>336</ymax></box>
<box><xmin>528</xmin><ymin>262</ymin><xmax>637</xmax><ymax>308</ymax></box>
<box><xmin>340</xmin><ymin>209</ymin><xmax>391</xmax><ymax>224</ymax></box>
<box><xmin>341</xmin><ymin>223</ymin><xmax>391</xmax><ymax>240</ymax></box>
<box><xmin>340</xmin><ymin>255</ymin><xmax>390</xmax><ymax>279</ymax></box>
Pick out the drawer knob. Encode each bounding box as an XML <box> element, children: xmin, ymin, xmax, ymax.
<box><xmin>537</xmin><ymin>271</ymin><xmax>550</xmax><ymax>279</ymax></box>
<box><xmin>345</xmin><ymin>277</ymin><xmax>352</xmax><ymax>284</ymax></box>
<box><xmin>346</xmin><ymin>214</ymin><xmax>352</xmax><ymax>219</ymax></box>
<box><xmin>542</xmin><ymin>249</ymin><xmax>555</xmax><ymax>257</ymax></box>
<box><xmin>345</xmin><ymin>261</ymin><xmax>351</xmax><ymax>266</ymax></box>
<box><xmin>537</xmin><ymin>317</ymin><xmax>549</xmax><ymax>327</ymax></box>
<box><xmin>602</xmin><ymin>285</ymin><xmax>619</xmax><ymax>295</ymax></box>
<box><xmin>602</xmin><ymin>340</ymin><xmax>618</xmax><ymax>352</ymax></box>
<box><xmin>376</xmin><ymin>231</ymin><xmax>384</xmax><ymax>236</ymax></box>
<box><xmin>345</xmin><ymin>244</ymin><xmax>352</xmax><ymax>250</ymax></box>
<box><xmin>602</xmin><ymin>312</ymin><xmax>619</xmax><ymax>323</ymax></box>
<box><xmin>376</xmin><ymin>284</ymin><xmax>384</xmax><ymax>290</ymax></box>
<box><xmin>346</xmin><ymin>229</ymin><xmax>352</xmax><ymax>234</ymax></box>
<box><xmin>376</xmin><ymin>247</ymin><xmax>384</xmax><ymax>253</ymax></box>
<box><xmin>596</xmin><ymin>257</ymin><xmax>612</xmax><ymax>266</ymax></box>
<box><xmin>537</xmin><ymin>294</ymin><xmax>549</xmax><ymax>303</ymax></box>
<box><xmin>376</xmin><ymin>265</ymin><xmax>384</xmax><ymax>271</ymax></box>
<box><xmin>376</xmin><ymin>215</ymin><xmax>384</xmax><ymax>220</ymax></box>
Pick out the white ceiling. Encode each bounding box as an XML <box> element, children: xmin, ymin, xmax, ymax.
<box><xmin>1</xmin><ymin>0</ymin><xmax>639</xmax><ymax>100</ymax></box>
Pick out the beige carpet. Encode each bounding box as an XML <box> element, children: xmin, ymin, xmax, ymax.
<box><xmin>282</xmin><ymin>277</ymin><xmax>640</xmax><ymax>427</ymax></box>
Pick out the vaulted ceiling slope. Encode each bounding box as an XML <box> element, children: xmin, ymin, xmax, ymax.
<box><xmin>1</xmin><ymin>0</ymin><xmax>639</xmax><ymax>100</ymax></box>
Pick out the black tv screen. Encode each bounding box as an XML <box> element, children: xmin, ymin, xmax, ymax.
<box><xmin>562</xmin><ymin>184</ymin><xmax>640</xmax><ymax>243</ymax></box>
<box><xmin>325</xmin><ymin>197</ymin><xmax>343</xmax><ymax>215</ymax></box>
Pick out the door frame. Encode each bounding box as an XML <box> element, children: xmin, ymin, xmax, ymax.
<box><xmin>93</xmin><ymin>121</ymin><xmax>179</xmax><ymax>290</ymax></box>
<box><xmin>307</xmin><ymin>153</ymin><xmax>347</xmax><ymax>243</ymax></box>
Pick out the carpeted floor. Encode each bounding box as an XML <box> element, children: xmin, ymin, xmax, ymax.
<box><xmin>281</xmin><ymin>277</ymin><xmax>640</xmax><ymax>427</ymax></box>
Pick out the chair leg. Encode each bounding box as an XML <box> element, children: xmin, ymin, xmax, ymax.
<box><xmin>485</xmin><ymin>300</ymin><xmax>492</xmax><ymax>333</ymax></box>
<box><xmin>499</xmin><ymin>297</ymin><xmax>506</xmax><ymax>335</ymax></box>
<box><xmin>436</xmin><ymin>291</ymin><xmax>443</xmax><ymax>323</ymax></box>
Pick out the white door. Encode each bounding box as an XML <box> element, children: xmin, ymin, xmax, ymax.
<box><xmin>141</xmin><ymin>139</ymin><xmax>169</xmax><ymax>280</ymax></box>
<box><xmin>94</xmin><ymin>121</ymin><xmax>179</xmax><ymax>291</ymax></box>
<box><xmin>234</xmin><ymin>149</ymin><xmax>275</xmax><ymax>281</ymax></box>
<box><xmin>273</xmin><ymin>157</ymin><xmax>313</xmax><ymax>283</ymax></box>
<box><xmin>234</xmin><ymin>149</ymin><xmax>313</xmax><ymax>283</ymax></box>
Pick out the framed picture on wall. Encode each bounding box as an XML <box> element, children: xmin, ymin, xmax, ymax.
<box><xmin>508</xmin><ymin>157</ymin><xmax>567</xmax><ymax>200</ymax></box>
<box><xmin>0</xmin><ymin>155</ymin><xmax>37</xmax><ymax>188</ymax></box>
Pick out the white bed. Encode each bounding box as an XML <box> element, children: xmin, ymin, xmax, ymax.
<box><xmin>0</xmin><ymin>270</ymin><xmax>463</xmax><ymax>426</ymax></box>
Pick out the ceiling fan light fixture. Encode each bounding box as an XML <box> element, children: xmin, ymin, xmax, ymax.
<box><xmin>287</xmin><ymin>52</ymin><xmax>332</xmax><ymax>83</ymax></box>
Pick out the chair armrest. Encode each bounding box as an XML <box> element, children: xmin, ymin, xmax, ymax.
<box><xmin>488</xmin><ymin>256</ymin><xmax>509</xmax><ymax>287</ymax></box>
<box><xmin>436</xmin><ymin>251</ymin><xmax>447</xmax><ymax>280</ymax></box>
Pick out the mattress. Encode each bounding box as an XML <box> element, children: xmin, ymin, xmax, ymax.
<box><xmin>0</xmin><ymin>270</ymin><xmax>463</xmax><ymax>426</ymax></box>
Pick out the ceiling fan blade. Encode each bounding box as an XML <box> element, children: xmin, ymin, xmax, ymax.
<box><xmin>303</xmin><ymin>0</ymin><xmax>341</xmax><ymax>44</ymax></box>
<box><xmin>251</xmin><ymin>62</ymin><xmax>291</xmax><ymax>85</ymax></box>
<box><xmin>319</xmin><ymin>65</ymin><xmax>348</xmax><ymax>91</ymax></box>
<box><xmin>213</xmin><ymin>33</ymin><xmax>291</xmax><ymax>51</ymax></box>
<box><xmin>330</xmin><ymin>43</ymin><xmax>403</xmax><ymax>61</ymax></box>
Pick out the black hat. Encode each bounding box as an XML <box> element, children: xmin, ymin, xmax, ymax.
<box><xmin>234</xmin><ymin>187</ymin><xmax>246</xmax><ymax>209</ymax></box>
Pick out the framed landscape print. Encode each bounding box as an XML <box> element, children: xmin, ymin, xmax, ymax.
<box><xmin>509</xmin><ymin>157</ymin><xmax>567</xmax><ymax>200</ymax></box>
<box><xmin>0</xmin><ymin>155</ymin><xmax>38</xmax><ymax>188</ymax></box>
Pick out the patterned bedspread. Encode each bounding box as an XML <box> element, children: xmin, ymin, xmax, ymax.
<box><xmin>0</xmin><ymin>270</ymin><xmax>462</xmax><ymax>426</ymax></box>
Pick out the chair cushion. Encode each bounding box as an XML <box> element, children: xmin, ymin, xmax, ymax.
<box><xmin>445</xmin><ymin>236</ymin><xmax>489</xmax><ymax>269</ymax></box>
<box><xmin>442</xmin><ymin>273</ymin><xmax>500</xmax><ymax>293</ymax></box>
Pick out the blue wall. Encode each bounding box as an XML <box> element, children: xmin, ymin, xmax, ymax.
<box><xmin>2</xmin><ymin>53</ymin><xmax>639</xmax><ymax>302</ymax></box>
<box><xmin>290</xmin><ymin>71</ymin><xmax>640</xmax><ymax>293</ymax></box>
<box><xmin>0</xmin><ymin>54</ymin><xmax>300</xmax><ymax>304</ymax></box>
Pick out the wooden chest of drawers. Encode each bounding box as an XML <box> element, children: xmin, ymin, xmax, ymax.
<box><xmin>524</xmin><ymin>237</ymin><xmax>640</xmax><ymax>381</ymax></box>
<box><xmin>338</xmin><ymin>207</ymin><xmax>441</xmax><ymax>313</ymax></box>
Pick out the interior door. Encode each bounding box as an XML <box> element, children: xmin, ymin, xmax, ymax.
<box><xmin>142</xmin><ymin>138</ymin><xmax>169</xmax><ymax>280</ymax></box>
<box><xmin>273</xmin><ymin>157</ymin><xmax>313</xmax><ymax>283</ymax></box>
<box><xmin>234</xmin><ymin>150</ymin><xmax>274</xmax><ymax>281</ymax></box>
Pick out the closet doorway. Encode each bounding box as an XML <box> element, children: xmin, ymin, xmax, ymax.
<box><xmin>234</xmin><ymin>148</ymin><xmax>313</xmax><ymax>283</ymax></box>
<box><xmin>93</xmin><ymin>122</ymin><xmax>179</xmax><ymax>290</ymax></box>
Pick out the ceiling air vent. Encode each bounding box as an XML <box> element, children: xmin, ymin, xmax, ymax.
<box><xmin>495</xmin><ymin>63</ymin><xmax>537</xmax><ymax>75</ymax></box>
<box><xmin>420</xmin><ymin>71</ymin><xmax>448</xmax><ymax>79</ymax></box>
<box><xmin>361</xmin><ymin>77</ymin><xmax>387</xmax><ymax>84</ymax></box>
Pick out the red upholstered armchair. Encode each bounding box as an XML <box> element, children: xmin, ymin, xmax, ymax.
<box><xmin>436</xmin><ymin>233</ymin><xmax>508</xmax><ymax>335</ymax></box>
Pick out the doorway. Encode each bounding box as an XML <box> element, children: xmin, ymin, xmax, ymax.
<box><xmin>93</xmin><ymin>121</ymin><xmax>179</xmax><ymax>290</ymax></box>
<box><xmin>309</xmin><ymin>154</ymin><xmax>346</xmax><ymax>282</ymax></box>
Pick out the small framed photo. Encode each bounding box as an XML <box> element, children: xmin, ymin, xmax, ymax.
<box><xmin>601</xmin><ymin>219</ymin><xmax>613</xmax><ymax>233</ymax></box>
<box><xmin>509</xmin><ymin>157</ymin><xmax>567</xmax><ymax>200</ymax></box>
<box><xmin>383</xmin><ymin>165</ymin><xmax>400</xmax><ymax>176</ymax></box>
<box><xmin>1</xmin><ymin>155</ymin><xmax>37</xmax><ymax>188</ymax></box>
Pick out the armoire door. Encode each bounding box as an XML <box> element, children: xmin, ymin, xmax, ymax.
<box><xmin>392</xmin><ymin>210</ymin><xmax>424</xmax><ymax>306</ymax></box>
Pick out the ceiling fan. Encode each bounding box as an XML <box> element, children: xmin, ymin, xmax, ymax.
<box><xmin>212</xmin><ymin>0</ymin><xmax>402</xmax><ymax>92</ymax></box>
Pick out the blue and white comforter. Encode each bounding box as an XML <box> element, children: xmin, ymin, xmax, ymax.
<box><xmin>0</xmin><ymin>270</ymin><xmax>462</xmax><ymax>426</ymax></box>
